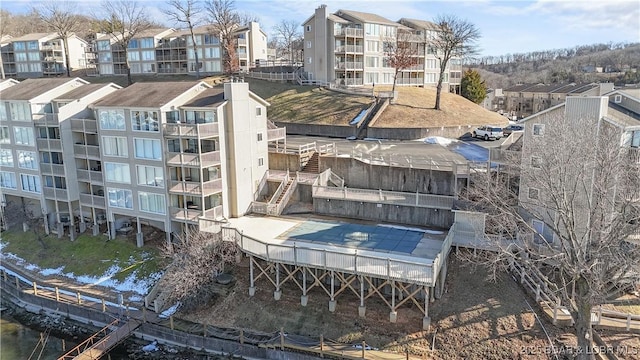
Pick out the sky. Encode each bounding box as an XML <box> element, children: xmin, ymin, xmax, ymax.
<box><xmin>1</xmin><ymin>0</ymin><xmax>639</xmax><ymax>57</ymax></box>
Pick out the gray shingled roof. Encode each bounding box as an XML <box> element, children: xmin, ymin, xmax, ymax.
<box><xmin>399</xmin><ymin>18</ymin><xmax>438</xmax><ymax>31</ymax></box>
<box><xmin>335</xmin><ymin>9</ymin><xmax>397</xmax><ymax>26</ymax></box>
<box><xmin>9</xmin><ymin>32</ymin><xmax>56</xmax><ymax>42</ymax></box>
<box><xmin>504</xmin><ymin>84</ymin><xmax>537</xmax><ymax>92</ymax></box>
<box><xmin>0</xmin><ymin>78</ymin><xmax>79</xmax><ymax>101</ymax></box>
<box><xmin>55</xmin><ymin>84</ymin><xmax>117</xmax><ymax>101</ymax></box>
<box><xmin>181</xmin><ymin>88</ymin><xmax>225</xmax><ymax>108</ymax></box>
<box><xmin>93</xmin><ymin>81</ymin><xmax>202</xmax><ymax>108</ymax></box>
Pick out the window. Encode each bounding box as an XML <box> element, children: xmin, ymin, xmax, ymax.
<box><xmin>0</xmin><ymin>171</ymin><xmax>16</xmax><ymax>189</ymax></box>
<box><xmin>139</xmin><ymin>192</ymin><xmax>166</xmax><ymax>214</ymax></box>
<box><xmin>37</xmin><ymin>127</ymin><xmax>60</xmax><ymax>139</ymax></box>
<box><xmin>528</xmin><ymin>187</ymin><xmax>539</xmax><ymax>200</ymax></box>
<box><xmin>185</xmin><ymin>110</ymin><xmax>215</xmax><ymax>124</ymax></box>
<box><xmin>167</xmin><ymin>139</ymin><xmax>180</xmax><ymax>153</ymax></box>
<box><xmin>99</xmin><ymin>109</ymin><xmax>125</xmax><ymax>130</ymax></box>
<box><xmin>533</xmin><ymin>124</ymin><xmax>544</xmax><ymax>136</ymax></box>
<box><xmin>128</xmin><ymin>39</ymin><xmax>139</xmax><ymax>49</ymax></box>
<box><xmin>99</xmin><ymin>52</ymin><xmax>112</xmax><ymax>62</ymax></box>
<box><xmin>166</xmin><ymin>111</ymin><xmax>180</xmax><ymax>123</ymax></box>
<box><xmin>614</xmin><ymin>95</ymin><xmax>622</xmax><ymax>103</ymax></box>
<box><xmin>43</xmin><ymin>176</ymin><xmax>66</xmax><ymax>189</ymax></box>
<box><xmin>127</xmin><ymin>51</ymin><xmax>140</xmax><ymax>61</ymax></box>
<box><xmin>306</xmin><ymin>41</ymin><xmax>312</xmax><ymax>48</ymax></box>
<box><xmin>40</xmin><ymin>151</ymin><xmax>63</xmax><ymax>164</ymax></box>
<box><xmin>365</xmin><ymin>23</ymin><xmax>380</xmax><ymax>36</ymax></box>
<box><xmin>0</xmin><ymin>104</ymin><xmax>6</xmax><ymax>122</ymax></box>
<box><xmin>204</xmin><ymin>34</ymin><xmax>219</xmax><ymax>45</ymax></box>
<box><xmin>10</xmin><ymin>103</ymin><xmax>31</xmax><ymax>121</ymax></box>
<box><xmin>134</xmin><ymin>138</ymin><xmax>162</xmax><ymax>160</ymax></box>
<box><xmin>27</xmin><ymin>41</ymin><xmax>38</xmax><ymax>50</ymax></box>
<box><xmin>13</xmin><ymin>127</ymin><xmax>34</xmax><ymax>145</ymax></box>
<box><xmin>532</xmin><ymin>219</ymin><xmax>545</xmax><ymax>235</ymax></box>
<box><xmin>0</xmin><ymin>126</ymin><xmax>8</xmax><ymax>143</ymax></box>
<box><xmin>13</xmin><ymin>42</ymin><xmax>25</xmax><ymax>51</ymax></box>
<box><xmin>27</xmin><ymin>52</ymin><xmax>40</xmax><ymax>61</ymax></box>
<box><xmin>141</xmin><ymin>50</ymin><xmax>155</xmax><ymax>61</ymax></box>
<box><xmin>257</xmin><ymin>133</ymin><xmax>263</xmax><ymax>142</ymax></box>
<box><xmin>105</xmin><ymin>162</ymin><xmax>131</xmax><ymax>183</ymax></box>
<box><xmin>0</xmin><ymin>149</ymin><xmax>13</xmax><ymax>167</ymax></box>
<box><xmin>15</xmin><ymin>53</ymin><xmax>27</xmax><ymax>62</ymax></box>
<box><xmin>97</xmin><ymin>40</ymin><xmax>110</xmax><ymax>51</ymax></box>
<box><xmin>203</xmin><ymin>47</ymin><xmax>220</xmax><ymax>58</ymax></box>
<box><xmin>256</xmin><ymin>107</ymin><xmax>262</xmax><ymax>116</ymax></box>
<box><xmin>29</xmin><ymin>63</ymin><xmax>41</xmax><ymax>72</ymax></box>
<box><xmin>107</xmin><ymin>188</ymin><xmax>133</xmax><ymax>209</ymax></box>
<box><xmin>365</xmin><ymin>56</ymin><xmax>378</xmax><ymax>67</ymax></box>
<box><xmin>365</xmin><ymin>72</ymin><xmax>378</xmax><ymax>84</ymax></box>
<box><xmin>102</xmin><ymin>136</ymin><xmax>128</xmax><ymax>157</ymax></box>
<box><xmin>306</xmin><ymin>25</ymin><xmax>311</xmax><ymax>32</ymax></box>
<box><xmin>21</xmin><ymin>174</ymin><xmax>41</xmax><ymax>193</ymax></box>
<box><xmin>307</xmin><ymin>57</ymin><xmax>312</xmax><ymax>64</ymax></box>
<box><xmin>131</xmin><ymin>110</ymin><xmax>159</xmax><ymax>132</ymax></box>
<box><xmin>531</xmin><ymin>156</ymin><xmax>542</xmax><ymax>169</ymax></box>
<box><xmin>17</xmin><ymin>151</ymin><xmax>37</xmax><ymax>169</ymax></box>
<box><xmin>140</xmin><ymin>38</ymin><xmax>154</xmax><ymax>48</ymax></box>
<box><xmin>631</xmin><ymin>131</ymin><xmax>640</xmax><ymax>148</ymax></box>
<box><xmin>258</xmin><ymin>157</ymin><xmax>264</xmax><ymax>167</ymax></box>
<box><xmin>137</xmin><ymin>165</ymin><xmax>164</xmax><ymax>187</ymax></box>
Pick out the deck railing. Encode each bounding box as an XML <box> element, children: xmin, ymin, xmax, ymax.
<box><xmin>312</xmin><ymin>186</ymin><xmax>454</xmax><ymax>210</ymax></box>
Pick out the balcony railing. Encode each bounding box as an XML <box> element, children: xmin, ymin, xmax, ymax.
<box><xmin>335</xmin><ymin>78</ymin><xmax>364</xmax><ymax>86</ymax></box>
<box><xmin>267</xmin><ymin>127</ymin><xmax>286</xmax><ymax>142</ymax></box>
<box><xmin>335</xmin><ymin>45</ymin><xmax>364</xmax><ymax>53</ymax></box>
<box><xmin>396</xmin><ymin>78</ymin><xmax>425</xmax><ymax>85</ymax></box>
<box><xmin>236</xmin><ymin>38</ymin><xmax>247</xmax><ymax>46</ymax></box>
<box><xmin>168</xmin><ymin>178</ymin><xmax>222</xmax><ymax>196</ymax></box>
<box><xmin>162</xmin><ymin>122</ymin><xmax>219</xmax><ymax>137</ymax></box>
<box><xmin>628</xmin><ymin>147</ymin><xmax>640</xmax><ymax>164</ymax></box>
<box><xmin>36</xmin><ymin>138</ymin><xmax>62</xmax><ymax>151</ymax></box>
<box><xmin>76</xmin><ymin>169</ymin><xmax>103</xmax><ymax>183</ymax></box>
<box><xmin>156</xmin><ymin>54</ymin><xmax>188</xmax><ymax>61</ymax></box>
<box><xmin>335</xmin><ymin>61</ymin><xmax>364</xmax><ymax>70</ymax></box>
<box><xmin>165</xmin><ymin>150</ymin><xmax>221</xmax><ymax>167</ymax></box>
<box><xmin>169</xmin><ymin>206</ymin><xmax>203</xmax><ymax>222</ymax></box>
<box><xmin>33</xmin><ymin>113</ymin><xmax>59</xmax><ymax>125</ymax></box>
<box><xmin>70</xmin><ymin>119</ymin><xmax>98</xmax><ymax>133</ymax></box>
<box><xmin>41</xmin><ymin>44</ymin><xmax>62</xmax><ymax>51</ymax></box>
<box><xmin>335</xmin><ymin>28</ymin><xmax>364</xmax><ymax>37</ymax></box>
<box><xmin>79</xmin><ymin>193</ymin><xmax>106</xmax><ymax>208</ymax></box>
<box><xmin>43</xmin><ymin>187</ymin><xmax>68</xmax><ymax>199</ymax></box>
<box><xmin>204</xmin><ymin>205</ymin><xmax>223</xmax><ymax>220</ymax></box>
<box><xmin>40</xmin><ymin>163</ymin><xmax>65</xmax><ymax>176</ymax></box>
<box><xmin>73</xmin><ymin>144</ymin><xmax>101</xmax><ymax>159</ymax></box>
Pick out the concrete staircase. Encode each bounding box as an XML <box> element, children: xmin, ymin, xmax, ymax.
<box><xmin>275</xmin><ymin>177</ymin><xmax>295</xmax><ymax>205</ymax></box>
<box><xmin>301</xmin><ymin>152</ymin><xmax>320</xmax><ymax>173</ymax></box>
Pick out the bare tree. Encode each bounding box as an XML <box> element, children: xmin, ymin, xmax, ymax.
<box><xmin>0</xmin><ymin>10</ymin><xmax>10</xmax><ymax>79</ymax></box>
<box><xmin>463</xmin><ymin>114</ymin><xmax>640</xmax><ymax>359</ymax></box>
<box><xmin>430</xmin><ymin>15</ymin><xmax>480</xmax><ymax>110</ymax></box>
<box><xmin>383</xmin><ymin>31</ymin><xmax>420</xmax><ymax>95</ymax></box>
<box><xmin>272</xmin><ymin>19</ymin><xmax>300</xmax><ymax>63</ymax></box>
<box><xmin>158</xmin><ymin>227</ymin><xmax>239</xmax><ymax>311</ymax></box>
<box><xmin>204</xmin><ymin>0</ymin><xmax>240</xmax><ymax>74</ymax></box>
<box><xmin>163</xmin><ymin>0</ymin><xmax>203</xmax><ymax>79</ymax></box>
<box><xmin>33</xmin><ymin>1</ymin><xmax>81</xmax><ymax>77</ymax></box>
<box><xmin>95</xmin><ymin>0</ymin><xmax>152</xmax><ymax>85</ymax></box>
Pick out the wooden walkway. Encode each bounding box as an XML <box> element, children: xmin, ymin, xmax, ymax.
<box><xmin>58</xmin><ymin>319</ymin><xmax>141</xmax><ymax>360</ymax></box>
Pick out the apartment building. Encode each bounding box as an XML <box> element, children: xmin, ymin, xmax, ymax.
<box><xmin>86</xmin><ymin>22</ymin><xmax>268</xmax><ymax>76</ymax></box>
<box><xmin>302</xmin><ymin>5</ymin><xmax>461</xmax><ymax>89</ymax></box>
<box><xmin>0</xmin><ymin>33</ymin><xmax>89</xmax><ymax>78</ymax></box>
<box><xmin>518</xmin><ymin>92</ymin><xmax>640</xmax><ymax>243</ymax></box>
<box><xmin>503</xmin><ymin>82</ymin><xmax>615</xmax><ymax>118</ymax></box>
<box><xmin>0</xmin><ymin>77</ymin><xmax>283</xmax><ymax>245</ymax></box>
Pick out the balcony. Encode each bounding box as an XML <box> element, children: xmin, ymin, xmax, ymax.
<box><xmin>267</xmin><ymin>127</ymin><xmax>286</xmax><ymax>142</ymax></box>
<box><xmin>43</xmin><ymin>187</ymin><xmax>68</xmax><ymax>199</ymax></box>
<box><xmin>628</xmin><ymin>147</ymin><xmax>640</xmax><ymax>164</ymax></box>
<box><xmin>396</xmin><ymin>77</ymin><xmax>425</xmax><ymax>85</ymax></box>
<box><xmin>335</xmin><ymin>78</ymin><xmax>364</xmax><ymax>86</ymax></box>
<box><xmin>33</xmin><ymin>113</ymin><xmax>59</xmax><ymax>125</ymax></box>
<box><xmin>70</xmin><ymin>119</ymin><xmax>98</xmax><ymax>132</ymax></box>
<box><xmin>335</xmin><ymin>28</ymin><xmax>364</xmax><ymax>37</ymax></box>
<box><xmin>36</xmin><ymin>138</ymin><xmax>62</xmax><ymax>151</ymax></box>
<box><xmin>169</xmin><ymin>206</ymin><xmax>203</xmax><ymax>222</ymax></box>
<box><xmin>335</xmin><ymin>61</ymin><xmax>364</xmax><ymax>70</ymax></box>
<box><xmin>165</xmin><ymin>150</ymin><xmax>221</xmax><ymax>167</ymax></box>
<box><xmin>41</xmin><ymin>44</ymin><xmax>62</xmax><ymax>51</ymax></box>
<box><xmin>162</xmin><ymin>122</ymin><xmax>219</xmax><ymax>137</ymax></box>
<box><xmin>76</xmin><ymin>169</ymin><xmax>103</xmax><ymax>184</ymax></box>
<box><xmin>73</xmin><ymin>144</ymin><xmax>101</xmax><ymax>159</ymax></box>
<box><xmin>168</xmin><ymin>178</ymin><xmax>223</xmax><ymax>196</ymax></box>
<box><xmin>335</xmin><ymin>45</ymin><xmax>364</xmax><ymax>53</ymax></box>
<box><xmin>40</xmin><ymin>163</ymin><xmax>65</xmax><ymax>176</ymax></box>
<box><xmin>156</xmin><ymin>54</ymin><xmax>188</xmax><ymax>62</ymax></box>
<box><xmin>236</xmin><ymin>38</ymin><xmax>247</xmax><ymax>46</ymax></box>
<box><xmin>204</xmin><ymin>205</ymin><xmax>223</xmax><ymax>220</ymax></box>
<box><xmin>79</xmin><ymin>193</ymin><xmax>106</xmax><ymax>208</ymax></box>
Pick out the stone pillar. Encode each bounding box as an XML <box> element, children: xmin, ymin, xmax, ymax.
<box><xmin>423</xmin><ymin>286</ymin><xmax>431</xmax><ymax>331</ymax></box>
<box><xmin>57</xmin><ymin>223</ymin><xmax>64</xmax><ymax>239</ymax></box>
<box><xmin>328</xmin><ymin>270</ymin><xmax>336</xmax><ymax>312</ymax></box>
<box><xmin>136</xmin><ymin>219</ymin><xmax>143</xmax><ymax>247</ymax></box>
<box><xmin>358</xmin><ymin>276</ymin><xmax>366</xmax><ymax>318</ymax></box>
<box><xmin>92</xmin><ymin>222</ymin><xmax>99</xmax><ymax>236</ymax></box>
<box><xmin>79</xmin><ymin>222</ymin><xmax>86</xmax><ymax>233</ymax></box>
<box><xmin>109</xmin><ymin>221</ymin><xmax>116</xmax><ymax>240</ymax></box>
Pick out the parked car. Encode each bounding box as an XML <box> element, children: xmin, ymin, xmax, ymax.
<box><xmin>472</xmin><ymin>126</ymin><xmax>504</xmax><ymax>140</ymax></box>
<box><xmin>503</xmin><ymin>124</ymin><xmax>524</xmax><ymax>137</ymax></box>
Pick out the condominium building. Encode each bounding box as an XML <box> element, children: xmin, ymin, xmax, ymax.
<box><xmin>0</xmin><ymin>78</ymin><xmax>284</xmax><ymax>244</ymax></box>
<box><xmin>302</xmin><ymin>5</ymin><xmax>461</xmax><ymax>89</ymax></box>
<box><xmin>86</xmin><ymin>22</ymin><xmax>268</xmax><ymax>76</ymax></box>
<box><xmin>0</xmin><ymin>32</ymin><xmax>89</xmax><ymax>78</ymax></box>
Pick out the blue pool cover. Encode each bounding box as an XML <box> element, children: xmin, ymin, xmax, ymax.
<box><xmin>281</xmin><ymin>220</ymin><xmax>423</xmax><ymax>254</ymax></box>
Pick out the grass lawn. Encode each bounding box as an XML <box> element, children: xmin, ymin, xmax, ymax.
<box><xmin>0</xmin><ymin>228</ymin><xmax>164</xmax><ymax>282</ymax></box>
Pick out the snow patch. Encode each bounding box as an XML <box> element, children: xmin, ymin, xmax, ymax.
<box><xmin>346</xmin><ymin>136</ymin><xmax>357</xmax><ymax>140</ymax></box>
<box><xmin>159</xmin><ymin>302</ymin><xmax>180</xmax><ymax>319</ymax></box>
<box><xmin>142</xmin><ymin>341</ymin><xmax>159</xmax><ymax>352</ymax></box>
<box><xmin>40</xmin><ymin>266</ymin><xmax>64</xmax><ymax>276</ymax></box>
<box><xmin>378</xmin><ymin>224</ymin><xmax>444</xmax><ymax>234</ymax></box>
<box><xmin>419</xmin><ymin>136</ymin><xmax>458</xmax><ymax>146</ymax></box>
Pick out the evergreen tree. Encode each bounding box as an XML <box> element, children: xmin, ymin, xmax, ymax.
<box><xmin>460</xmin><ymin>69</ymin><xmax>487</xmax><ymax>104</ymax></box>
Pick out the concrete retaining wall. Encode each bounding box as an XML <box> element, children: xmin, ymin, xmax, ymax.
<box><xmin>320</xmin><ymin>157</ymin><xmax>456</xmax><ymax>196</ymax></box>
<box><xmin>367</xmin><ymin>125</ymin><xmax>478</xmax><ymax>140</ymax></box>
<box><xmin>274</xmin><ymin>122</ymin><xmax>356</xmax><ymax>138</ymax></box>
<box><xmin>269</xmin><ymin>152</ymin><xmax>302</xmax><ymax>171</ymax></box>
<box><xmin>313</xmin><ymin>199</ymin><xmax>454</xmax><ymax>228</ymax></box>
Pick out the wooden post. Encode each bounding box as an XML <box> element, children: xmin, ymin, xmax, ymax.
<box><xmin>535</xmin><ymin>284</ymin><xmax>541</xmax><ymax>302</ymax></box>
<box><xmin>2</xmin><ymin>269</ymin><xmax>7</xmax><ymax>282</ymax></box>
<box><xmin>143</xmin><ymin>307</ymin><xmax>147</xmax><ymax>323</ymax></box>
<box><xmin>280</xmin><ymin>327</ymin><xmax>285</xmax><ymax>351</ymax></box>
<box><xmin>320</xmin><ymin>334</ymin><xmax>324</xmax><ymax>358</ymax></box>
<box><xmin>55</xmin><ymin>287</ymin><xmax>60</xmax><ymax>302</ymax></box>
<box><xmin>240</xmin><ymin>329</ymin><xmax>244</xmax><ymax>344</ymax></box>
<box><xmin>597</xmin><ymin>306</ymin><xmax>602</xmax><ymax>325</ymax></box>
<box><xmin>61</xmin><ymin>339</ymin><xmax>66</xmax><ymax>352</ymax></box>
<box><xmin>627</xmin><ymin>314</ymin><xmax>632</xmax><ymax>331</ymax></box>
<box><xmin>102</xmin><ymin>298</ymin><xmax>106</xmax><ymax>312</ymax></box>
<box><xmin>170</xmin><ymin>316</ymin><xmax>174</xmax><ymax>330</ymax></box>
<box><xmin>15</xmin><ymin>275</ymin><xmax>19</xmax><ymax>290</ymax></box>
<box><xmin>203</xmin><ymin>322</ymin><xmax>207</xmax><ymax>337</ymax></box>
<box><xmin>361</xmin><ymin>340</ymin><xmax>366</xmax><ymax>358</ymax></box>
<box><xmin>33</xmin><ymin>281</ymin><xmax>37</xmax><ymax>295</ymax></box>
<box><xmin>77</xmin><ymin>292</ymin><xmax>81</xmax><ymax>304</ymax></box>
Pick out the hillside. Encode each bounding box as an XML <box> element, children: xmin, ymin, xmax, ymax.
<box><xmin>372</xmin><ymin>86</ymin><xmax>508</xmax><ymax>128</ymax></box>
